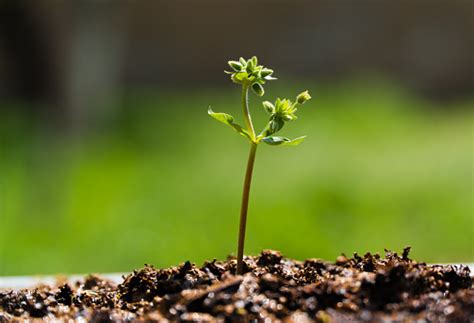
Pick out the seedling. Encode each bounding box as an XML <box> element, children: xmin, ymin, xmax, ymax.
<box><xmin>208</xmin><ymin>56</ymin><xmax>311</xmax><ymax>274</ymax></box>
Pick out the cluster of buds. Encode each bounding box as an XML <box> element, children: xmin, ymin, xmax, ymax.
<box><xmin>261</xmin><ymin>91</ymin><xmax>311</xmax><ymax>136</ymax></box>
<box><xmin>210</xmin><ymin>56</ymin><xmax>311</xmax><ymax>146</ymax></box>
<box><xmin>226</xmin><ymin>56</ymin><xmax>276</xmax><ymax>96</ymax></box>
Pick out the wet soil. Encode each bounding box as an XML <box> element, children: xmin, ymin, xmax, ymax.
<box><xmin>0</xmin><ymin>248</ymin><xmax>472</xmax><ymax>322</ymax></box>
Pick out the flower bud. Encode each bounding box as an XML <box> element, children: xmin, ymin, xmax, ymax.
<box><xmin>262</xmin><ymin>101</ymin><xmax>275</xmax><ymax>114</ymax></box>
<box><xmin>252</xmin><ymin>83</ymin><xmax>265</xmax><ymax>96</ymax></box>
<box><xmin>296</xmin><ymin>90</ymin><xmax>311</xmax><ymax>104</ymax></box>
<box><xmin>269</xmin><ymin>118</ymin><xmax>284</xmax><ymax>134</ymax></box>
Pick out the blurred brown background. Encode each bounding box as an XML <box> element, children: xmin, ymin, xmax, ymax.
<box><xmin>1</xmin><ymin>1</ymin><xmax>472</xmax><ymax>130</ymax></box>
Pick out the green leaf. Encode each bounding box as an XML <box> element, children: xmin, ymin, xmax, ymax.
<box><xmin>262</xmin><ymin>135</ymin><xmax>306</xmax><ymax>146</ymax></box>
<box><xmin>208</xmin><ymin>107</ymin><xmax>251</xmax><ymax>140</ymax></box>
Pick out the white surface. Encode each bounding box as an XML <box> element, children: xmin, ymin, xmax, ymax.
<box><xmin>0</xmin><ymin>273</ymin><xmax>124</xmax><ymax>289</ymax></box>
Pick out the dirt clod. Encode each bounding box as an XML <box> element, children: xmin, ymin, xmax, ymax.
<box><xmin>0</xmin><ymin>248</ymin><xmax>472</xmax><ymax>322</ymax></box>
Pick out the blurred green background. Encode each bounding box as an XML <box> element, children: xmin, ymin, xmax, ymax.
<box><xmin>0</xmin><ymin>1</ymin><xmax>473</xmax><ymax>275</ymax></box>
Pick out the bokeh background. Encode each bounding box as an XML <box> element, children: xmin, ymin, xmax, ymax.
<box><xmin>0</xmin><ymin>0</ymin><xmax>473</xmax><ymax>275</ymax></box>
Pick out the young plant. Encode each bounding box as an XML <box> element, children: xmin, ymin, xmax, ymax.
<box><xmin>208</xmin><ymin>56</ymin><xmax>311</xmax><ymax>274</ymax></box>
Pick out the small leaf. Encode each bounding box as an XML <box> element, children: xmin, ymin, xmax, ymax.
<box><xmin>285</xmin><ymin>136</ymin><xmax>306</xmax><ymax>146</ymax></box>
<box><xmin>261</xmin><ymin>136</ymin><xmax>288</xmax><ymax>145</ymax></box>
<box><xmin>251</xmin><ymin>83</ymin><xmax>265</xmax><ymax>96</ymax></box>
<box><xmin>246</xmin><ymin>59</ymin><xmax>255</xmax><ymax>73</ymax></box>
<box><xmin>264</xmin><ymin>75</ymin><xmax>277</xmax><ymax>81</ymax></box>
<box><xmin>261</xmin><ymin>68</ymin><xmax>273</xmax><ymax>77</ymax></box>
<box><xmin>262</xmin><ymin>135</ymin><xmax>306</xmax><ymax>146</ymax></box>
<box><xmin>208</xmin><ymin>107</ymin><xmax>251</xmax><ymax>140</ymax></box>
<box><xmin>251</xmin><ymin>56</ymin><xmax>258</xmax><ymax>66</ymax></box>
<box><xmin>228</xmin><ymin>61</ymin><xmax>242</xmax><ymax>72</ymax></box>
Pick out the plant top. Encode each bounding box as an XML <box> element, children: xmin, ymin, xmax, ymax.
<box><xmin>209</xmin><ymin>56</ymin><xmax>311</xmax><ymax>146</ymax></box>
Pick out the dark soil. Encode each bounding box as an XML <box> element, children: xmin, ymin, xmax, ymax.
<box><xmin>0</xmin><ymin>248</ymin><xmax>472</xmax><ymax>322</ymax></box>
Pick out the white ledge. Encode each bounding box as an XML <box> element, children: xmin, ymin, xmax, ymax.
<box><xmin>0</xmin><ymin>273</ymin><xmax>124</xmax><ymax>290</ymax></box>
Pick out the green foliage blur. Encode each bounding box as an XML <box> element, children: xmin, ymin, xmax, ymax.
<box><xmin>0</xmin><ymin>79</ymin><xmax>473</xmax><ymax>275</ymax></box>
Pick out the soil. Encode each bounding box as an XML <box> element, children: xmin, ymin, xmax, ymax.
<box><xmin>0</xmin><ymin>248</ymin><xmax>472</xmax><ymax>322</ymax></box>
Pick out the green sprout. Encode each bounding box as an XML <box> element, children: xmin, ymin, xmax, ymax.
<box><xmin>208</xmin><ymin>56</ymin><xmax>311</xmax><ymax>274</ymax></box>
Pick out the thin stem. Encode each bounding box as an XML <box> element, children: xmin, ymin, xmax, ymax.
<box><xmin>236</xmin><ymin>83</ymin><xmax>258</xmax><ymax>275</ymax></box>
<box><xmin>237</xmin><ymin>142</ymin><xmax>258</xmax><ymax>274</ymax></box>
<box><xmin>242</xmin><ymin>84</ymin><xmax>256</xmax><ymax>141</ymax></box>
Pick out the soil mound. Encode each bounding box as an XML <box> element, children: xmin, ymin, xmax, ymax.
<box><xmin>1</xmin><ymin>248</ymin><xmax>472</xmax><ymax>322</ymax></box>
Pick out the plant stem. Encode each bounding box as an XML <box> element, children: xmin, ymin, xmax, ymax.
<box><xmin>242</xmin><ymin>84</ymin><xmax>256</xmax><ymax>141</ymax></box>
<box><xmin>237</xmin><ymin>142</ymin><xmax>258</xmax><ymax>274</ymax></box>
<box><xmin>236</xmin><ymin>84</ymin><xmax>258</xmax><ymax>275</ymax></box>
